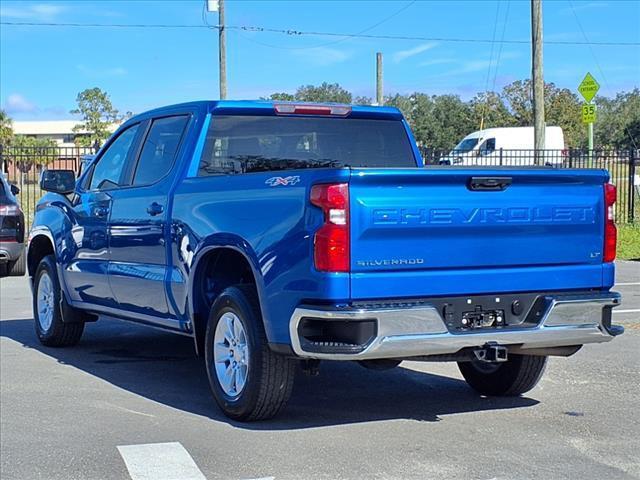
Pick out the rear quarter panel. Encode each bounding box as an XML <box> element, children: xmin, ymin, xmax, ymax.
<box><xmin>170</xmin><ymin>168</ymin><xmax>351</xmax><ymax>344</ymax></box>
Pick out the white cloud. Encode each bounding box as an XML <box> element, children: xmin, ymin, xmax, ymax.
<box><xmin>559</xmin><ymin>1</ymin><xmax>608</xmax><ymax>14</ymax></box>
<box><xmin>392</xmin><ymin>42</ymin><xmax>438</xmax><ymax>63</ymax></box>
<box><xmin>3</xmin><ymin>94</ymin><xmax>37</xmax><ymax>114</ymax></box>
<box><xmin>292</xmin><ymin>47</ymin><xmax>352</xmax><ymax>67</ymax></box>
<box><xmin>0</xmin><ymin>3</ymin><xmax>65</xmax><ymax>20</ymax></box>
<box><xmin>76</xmin><ymin>65</ymin><xmax>128</xmax><ymax>78</ymax></box>
<box><xmin>439</xmin><ymin>52</ymin><xmax>521</xmax><ymax>76</ymax></box>
<box><xmin>418</xmin><ymin>58</ymin><xmax>456</xmax><ymax>67</ymax></box>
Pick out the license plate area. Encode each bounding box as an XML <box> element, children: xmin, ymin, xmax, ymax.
<box><xmin>438</xmin><ymin>293</ymin><xmax>548</xmax><ymax>333</ymax></box>
<box><xmin>462</xmin><ymin>308</ymin><xmax>505</xmax><ymax>329</ymax></box>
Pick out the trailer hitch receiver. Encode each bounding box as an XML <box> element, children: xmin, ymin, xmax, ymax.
<box><xmin>473</xmin><ymin>344</ymin><xmax>509</xmax><ymax>363</ymax></box>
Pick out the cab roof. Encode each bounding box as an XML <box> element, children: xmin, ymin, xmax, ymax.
<box><xmin>128</xmin><ymin>100</ymin><xmax>404</xmax><ymax>123</ymax></box>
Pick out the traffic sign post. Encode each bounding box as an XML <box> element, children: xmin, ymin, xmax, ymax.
<box><xmin>578</xmin><ymin>73</ymin><xmax>600</xmax><ymax>165</ymax></box>
<box><xmin>578</xmin><ymin>73</ymin><xmax>600</xmax><ymax>103</ymax></box>
<box><xmin>582</xmin><ymin>103</ymin><xmax>596</xmax><ymax>124</ymax></box>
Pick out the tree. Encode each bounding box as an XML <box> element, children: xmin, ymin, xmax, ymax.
<box><xmin>386</xmin><ymin>93</ymin><xmax>474</xmax><ymax>150</ymax></box>
<box><xmin>70</xmin><ymin>87</ymin><xmax>120</xmax><ymax>147</ymax></box>
<box><xmin>595</xmin><ymin>89</ymin><xmax>640</xmax><ymax>149</ymax></box>
<box><xmin>353</xmin><ymin>95</ymin><xmax>372</xmax><ymax>105</ymax></box>
<box><xmin>5</xmin><ymin>135</ymin><xmax>57</xmax><ymax>190</ymax></box>
<box><xmin>294</xmin><ymin>82</ymin><xmax>352</xmax><ymax>103</ymax></box>
<box><xmin>545</xmin><ymin>87</ymin><xmax>583</xmax><ymax>148</ymax></box>
<box><xmin>429</xmin><ymin>95</ymin><xmax>475</xmax><ymax>150</ymax></box>
<box><xmin>267</xmin><ymin>92</ymin><xmax>295</xmax><ymax>101</ymax></box>
<box><xmin>9</xmin><ymin>135</ymin><xmax>57</xmax><ymax>171</ymax></box>
<box><xmin>501</xmin><ymin>80</ymin><xmax>583</xmax><ymax>147</ymax></box>
<box><xmin>0</xmin><ymin>109</ymin><xmax>13</xmax><ymax>146</ymax></box>
<box><xmin>470</xmin><ymin>92</ymin><xmax>516</xmax><ymax>130</ymax></box>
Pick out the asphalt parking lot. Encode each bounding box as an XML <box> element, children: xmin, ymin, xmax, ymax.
<box><xmin>1</xmin><ymin>262</ymin><xmax>638</xmax><ymax>480</ymax></box>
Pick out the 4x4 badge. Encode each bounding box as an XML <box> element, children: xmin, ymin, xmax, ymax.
<box><xmin>265</xmin><ymin>176</ymin><xmax>301</xmax><ymax>187</ymax></box>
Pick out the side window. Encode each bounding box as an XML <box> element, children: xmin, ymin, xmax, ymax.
<box><xmin>133</xmin><ymin>115</ymin><xmax>189</xmax><ymax>186</ymax></box>
<box><xmin>479</xmin><ymin>138</ymin><xmax>496</xmax><ymax>155</ymax></box>
<box><xmin>89</xmin><ymin>124</ymin><xmax>139</xmax><ymax>190</ymax></box>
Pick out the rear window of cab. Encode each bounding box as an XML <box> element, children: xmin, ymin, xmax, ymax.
<box><xmin>197</xmin><ymin>115</ymin><xmax>415</xmax><ymax>175</ymax></box>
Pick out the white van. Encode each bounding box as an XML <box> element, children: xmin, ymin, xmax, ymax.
<box><xmin>444</xmin><ymin>126</ymin><xmax>566</xmax><ymax>166</ymax></box>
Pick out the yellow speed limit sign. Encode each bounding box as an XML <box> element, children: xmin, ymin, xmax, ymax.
<box><xmin>582</xmin><ymin>103</ymin><xmax>596</xmax><ymax>124</ymax></box>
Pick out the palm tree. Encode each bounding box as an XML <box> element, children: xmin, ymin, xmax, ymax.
<box><xmin>0</xmin><ymin>109</ymin><xmax>13</xmax><ymax>146</ymax></box>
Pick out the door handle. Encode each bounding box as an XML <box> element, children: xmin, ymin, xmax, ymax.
<box><xmin>93</xmin><ymin>206</ymin><xmax>109</xmax><ymax>217</ymax></box>
<box><xmin>147</xmin><ymin>202</ymin><xmax>164</xmax><ymax>216</ymax></box>
<box><xmin>467</xmin><ymin>177</ymin><xmax>512</xmax><ymax>191</ymax></box>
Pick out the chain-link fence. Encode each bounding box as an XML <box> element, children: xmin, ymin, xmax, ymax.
<box><xmin>1</xmin><ymin>145</ymin><xmax>637</xmax><ymax>231</ymax></box>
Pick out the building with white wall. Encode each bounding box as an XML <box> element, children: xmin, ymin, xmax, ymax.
<box><xmin>12</xmin><ymin>120</ymin><xmax>119</xmax><ymax>147</ymax></box>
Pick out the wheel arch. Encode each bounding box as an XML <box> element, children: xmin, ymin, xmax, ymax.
<box><xmin>188</xmin><ymin>238</ymin><xmax>269</xmax><ymax>356</ymax></box>
<box><xmin>27</xmin><ymin>228</ymin><xmax>56</xmax><ymax>280</ymax></box>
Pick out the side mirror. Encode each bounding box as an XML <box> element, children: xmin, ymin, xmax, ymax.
<box><xmin>40</xmin><ymin>169</ymin><xmax>76</xmax><ymax>194</ymax></box>
<box><xmin>10</xmin><ymin>184</ymin><xmax>20</xmax><ymax>195</ymax></box>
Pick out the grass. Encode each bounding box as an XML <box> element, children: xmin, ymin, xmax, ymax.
<box><xmin>618</xmin><ymin>224</ymin><xmax>640</xmax><ymax>261</ymax></box>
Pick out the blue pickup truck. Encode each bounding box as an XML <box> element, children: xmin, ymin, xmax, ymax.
<box><xmin>28</xmin><ymin>101</ymin><xmax>623</xmax><ymax>420</ymax></box>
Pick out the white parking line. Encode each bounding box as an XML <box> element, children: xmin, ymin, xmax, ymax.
<box><xmin>117</xmin><ymin>442</ymin><xmax>207</xmax><ymax>480</ymax></box>
<box><xmin>613</xmin><ymin>309</ymin><xmax>640</xmax><ymax>314</ymax></box>
<box><xmin>615</xmin><ymin>282</ymin><xmax>640</xmax><ymax>286</ymax></box>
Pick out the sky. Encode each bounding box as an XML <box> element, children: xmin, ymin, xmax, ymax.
<box><xmin>1</xmin><ymin>0</ymin><xmax>639</xmax><ymax>120</ymax></box>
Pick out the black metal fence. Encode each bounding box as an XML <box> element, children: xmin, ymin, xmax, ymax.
<box><xmin>1</xmin><ymin>146</ymin><xmax>638</xmax><ymax>232</ymax></box>
<box><xmin>421</xmin><ymin>147</ymin><xmax>638</xmax><ymax>224</ymax></box>
<box><xmin>1</xmin><ymin>146</ymin><xmax>95</xmax><ymax>232</ymax></box>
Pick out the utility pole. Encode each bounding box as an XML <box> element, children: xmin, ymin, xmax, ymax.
<box><xmin>531</xmin><ymin>0</ymin><xmax>545</xmax><ymax>165</ymax></box>
<box><xmin>219</xmin><ymin>0</ymin><xmax>227</xmax><ymax>99</ymax></box>
<box><xmin>376</xmin><ymin>52</ymin><xmax>384</xmax><ymax>106</ymax></box>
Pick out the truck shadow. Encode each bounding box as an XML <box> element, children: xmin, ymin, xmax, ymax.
<box><xmin>1</xmin><ymin>317</ymin><xmax>539</xmax><ymax>430</ymax></box>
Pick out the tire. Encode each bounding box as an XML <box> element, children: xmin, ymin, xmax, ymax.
<box><xmin>33</xmin><ymin>255</ymin><xmax>85</xmax><ymax>347</ymax></box>
<box><xmin>8</xmin><ymin>250</ymin><xmax>26</xmax><ymax>276</ymax></box>
<box><xmin>458</xmin><ymin>354</ymin><xmax>548</xmax><ymax>396</ymax></box>
<box><xmin>204</xmin><ymin>285</ymin><xmax>295</xmax><ymax>421</ymax></box>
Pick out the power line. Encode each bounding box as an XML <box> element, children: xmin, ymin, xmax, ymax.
<box><xmin>480</xmin><ymin>0</ymin><xmax>502</xmax><ymax>130</ymax></box>
<box><xmin>491</xmin><ymin>1</ymin><xmax>511</xmax><ymax>93</ymax></box>
<box><xmin>1</xmin><ymin>21</ymin><xmax>638</xmax><ymax>46</ymax></box>
<box><xmin>232</xmin><ymin>1</ymin><xmax>417</xmax><ymax>51</ymax></box>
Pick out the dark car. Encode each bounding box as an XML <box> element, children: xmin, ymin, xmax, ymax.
<box><xmin>0</xmin><ymin>173</ymin><xmax>25</xmax><ymax>276</ymax></box>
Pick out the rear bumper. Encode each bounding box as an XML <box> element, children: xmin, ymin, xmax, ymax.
<box><xmin>289</xmin><ymin>292</ymin><xmax>622</xmax><ymax>360</ymax></box>
<box><xmin>0</xmin><ymin>242</ymin><xmax>24</xmax><ymax>264</ymax></box>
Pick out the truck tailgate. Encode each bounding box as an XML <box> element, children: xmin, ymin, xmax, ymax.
<box><xmin>349</xmin><ymin>168</ymin><xmax>609</xmax><ymax>299</ymax></box>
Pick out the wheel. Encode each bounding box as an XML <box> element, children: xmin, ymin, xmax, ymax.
<box><xmin>204</xmin><ymin>285</ymin><xmax>295</xmax><ymax>421</ymax></box>
<box><xmin>8</xmin><ymin>250</ymin><xmax>26</xmax><ymax>276</ymax></box>
<box><xmin>458</xmin><ymin>354</ymin><xmax>548</xmax><ymax>396</ymax></box>
<box><xmin>33</xmin><ymin>255</ymin><xmax>85</xmax><ymax>347</ymax></box>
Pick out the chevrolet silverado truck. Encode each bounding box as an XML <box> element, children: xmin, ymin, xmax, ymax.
<box><xmin>27</xmin><ymin>101</ymin><xmax>623</xmax><ymax>421</ymax></box>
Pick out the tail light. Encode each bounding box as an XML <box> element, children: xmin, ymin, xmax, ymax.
<box><xmin>0</xmin><ymin>205</ymin><xmax>20</xmax><ymax>216</ymax></box>
<box><xmin>274</xmin><ymin>104</ymin><xmax>351</xmax><ymax>116</ymax></box>
<box><xmin>603</xmin><ymin>183</ymin><xmax>617</xmax><ymax>263</ymax></box>
<box><xmin>310</xmin><ymin>183</ymin><xmax>349</xmax><ymax>272</ymax></box>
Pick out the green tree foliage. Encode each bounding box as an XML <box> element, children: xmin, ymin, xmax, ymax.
<box><xmin>353</xmin><ymin>95</ymin><xmax>372</xmax><ymax>105</ymax></box>
<box><xmin>0</xmin><ymin>109</ymin><xmax>13</xmax><ymax>146</ymax></box>
<box><xmin>268</xmin><ymin>92</ymin><xmax>295</xmax><ymax>101</ymax></box>
<box><xmin>70</xmin><ymin>87</ymin><xmax>120</xmax><ymax>147</ymax></box>
<box><xmin>470</xmin><ymin>92</ymin><xmax>515</xmax><ymax>130</ymax></box>
<box><xmin>595</xmin><ymin>89</ymin><xmax>640</xmax><ymax>149</ymax></box>
<box><xmin>7</xmin><ymin>135</ymin><xmax>57</xmax><ymax>172</ymax></box>
<box><xmin>294</xmin><ymin>82</ymin><xmax>352</xmax><ymax>103</ymax></box>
